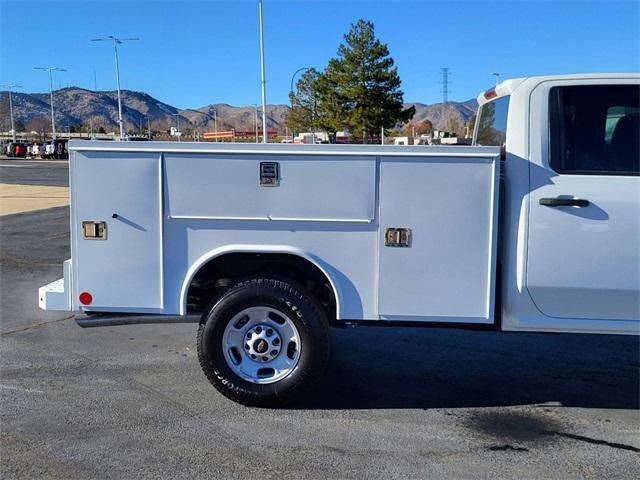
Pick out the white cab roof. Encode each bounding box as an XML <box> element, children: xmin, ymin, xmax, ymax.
<box><xmin>476</xmin><ymin>73</ymin><xmax>640</xmax><ymax>106</ymax></box>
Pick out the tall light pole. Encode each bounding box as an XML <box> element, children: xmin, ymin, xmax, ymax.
<box><xmin>173</xmin><ymin>114</ymin><xmax>181</xmax><ymax>142</ymax></box>
<box><xmin>92</xmin><ymin>36</ymin><xmax>139</xmax><ymax>140</ymax></box>
<box><xmin>258</xmin><ymin>0</ymin><xmax>268</xmax><ymax>143</ymax></box>
<box><xmin>289</xmin><ymin>67</ymin><xmax>309</xmax><ymax>143</ymax></box>
<box><xmin>491</xmin><ymin>72</ymin><xmax>500</xmax><ymax>86</ymax></box>
<box><xmin>252</xmin><ymin>104</ymin><xmax>259</xmax><ymax>143</ymax></box>
<box><xmin>34</xmin><ymin>67</ymin><xmax>66</xmax><ymax>140</ymax></box>
<box><xmin>212</xmin><ymin>107</ymin><xmax>218</xmax><ymax>142</ymax></box>
<box><xmin>1</xmin><ymin>83</ymin><xmax>21</xmax><ymax>142</ymax></box>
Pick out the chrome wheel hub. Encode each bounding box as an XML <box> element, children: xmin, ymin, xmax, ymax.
<box><xmin>244</xmin><ymin>324</ymin><xmax>282</xmax><ymax>362</ymax></box>
<box><xmin>222</xmin><ymin>306</ymin><xmax>301</xmax><ymax>384</ymax></box>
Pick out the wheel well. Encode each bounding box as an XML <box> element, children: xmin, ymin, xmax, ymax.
<box><xmin>186</xmin><ymin>253</ymin><xmax>337</xmax><ymax>320</ymax></box>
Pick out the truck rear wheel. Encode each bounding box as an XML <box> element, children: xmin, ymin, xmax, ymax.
<box><xmin>197</xmin><ymin>277</ymin><xmax>329</xmax><ymax>407</ymax></box>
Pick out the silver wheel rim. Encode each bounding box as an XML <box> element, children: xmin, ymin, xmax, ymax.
<box><xmin>221</xmin><ymin>306</ymin><xmax>302</xmax><ymax>384</ymax></box>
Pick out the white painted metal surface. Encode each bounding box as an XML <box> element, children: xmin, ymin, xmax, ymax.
<box><xmin>70</xmin><ymin>151</ymin><xmax>163</xmax><ymax>311</ymax></box>
<box><xmin>378</xmin><ymin>156</ymin><xmax>498</xmax><ymax>322</ymax></box>
<box><xmin>39</xmin><ymin>73</ymin><xmax>640</xmax><ymax>336</ymax></box>
<box><xmin>163</xmin><ymin>153</ymin><xmax>376</xmax><ymax>222</ymax></box>
<box><xmin>492</xmin><ymin>73</ymin><xmax>640</xmax><ymax>335</ymax></box>
<box><xmin>525</xmin><ymin>77</ymin><xmax>640</xmax><ymax>322</ymax></box>
<box><xmin>61</xmin><ymin>142</ymin><xmax>500</xmax><ymax>323</ymax></box>
<box><xmin>38</xmin><ymin>259</ymin><xmax>71</xmax><ymax>310</ymax></box>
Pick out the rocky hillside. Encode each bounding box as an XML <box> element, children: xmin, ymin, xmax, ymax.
<box><xmin>0</xmin><ymin>87</ymin><xmax>477</xmax><ymax>134</ymax></box>
<box><xmin>408</xmin><ymin>99</ymin><xmax>477</xmax><ymax>128</ymax></box>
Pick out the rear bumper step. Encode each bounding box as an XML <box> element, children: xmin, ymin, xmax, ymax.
<box><xmin>75</xmin><ymin>313</ymin><xmax>200</xmax><ymax>328</ymax></box>
<box><xmin>39</xmin><ymin>260</ymin><xmax>72</xmax><ymax>311</ymax></box>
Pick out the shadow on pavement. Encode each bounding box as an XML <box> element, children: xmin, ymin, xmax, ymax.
<box><xmin>296</xmin><ymin>326</ymin><xmax>639</xmax><ymax>410</ymax></box>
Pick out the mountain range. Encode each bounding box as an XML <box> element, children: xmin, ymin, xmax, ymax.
<box><xmin>0</xmin><ymin>87</ymin><xmax>478</xmax><ymax>134</ymax></box>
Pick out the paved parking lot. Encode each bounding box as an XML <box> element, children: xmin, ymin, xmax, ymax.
<box><xmin>1</xmin><ymin>159</ymin><xmax>639</xmax><ymax>479</ymax></box>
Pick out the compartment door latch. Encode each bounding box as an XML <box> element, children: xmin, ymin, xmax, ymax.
<box><xmin>384</xmin><ymin>228</ymin><xmax>411</xmax><ymax>247</ymax></box>
<box><xmin>82</xmin><ymin>221</ymin><xmax>107</xmax><ymax>240</ymax></box>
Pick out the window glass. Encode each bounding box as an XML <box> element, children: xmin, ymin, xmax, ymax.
<box><xmin>549</xmin><ymin>85</ymin><xmax>640</xmax><ymax>175</ymax></box>
<box><xmin>473</xmin><ymin>95</ymin><xmax>510</xmax><ymax>146</ymax></box>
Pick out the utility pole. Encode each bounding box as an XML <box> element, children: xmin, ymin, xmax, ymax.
<box><xmin>1</xmin><ymin>83</ymin><xmax>21</xmax><ymax>142</ymax></box>
<box><xmin>258</xmin><ymin>0</ymin><xmax>268</xmax><ymax>143</ymax></box>
<box><xmin>173</xmin><ymin>114</ymin><xmax>181</xmax><ymax>142</ymax></box>
<box><xmin>34</xmin><ymin>67</ymin><xmax>66</xmax><ymax>140</ymax></box>
<box><xmin>253</xmin><ymin>105</ymin><xmax>259</xmax><ymax>143</ymax></box>
<box><xmin>213</xmin><ymin>106</ymin><xmax>218</xmax><ymax>142</ymax></box>
<box><xmin>147</xmin><ymin>116</ymin><xmax>151</xmax><ymax>139</ymax></box>
<box><xmin>92</xmin><ymin>36</ymin><xmax>139</xmax><ymax>140</ymax></box>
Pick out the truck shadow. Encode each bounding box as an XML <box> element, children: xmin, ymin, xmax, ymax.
<box><xmin>296</xmin><ymin>326</ymin><xmax>639</xmax><ymax>410</ymax></box>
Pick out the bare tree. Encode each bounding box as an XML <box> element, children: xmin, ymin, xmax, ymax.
<box><xmin>441</xmin><ymin>106</ymin><xmax>464</xmax><ymax>137</ymax></box>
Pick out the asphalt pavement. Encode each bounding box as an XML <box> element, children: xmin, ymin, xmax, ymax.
<box><xmin>1</xmin><ymin>159</ymin><xmax>638</xmax><ymax>479</ymax></box>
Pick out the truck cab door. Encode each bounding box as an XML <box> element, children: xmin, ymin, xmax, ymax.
<box><xmin>526</xmin><ymin>81</ymin><xmax>640</xmax><ymax>325</ymax></box>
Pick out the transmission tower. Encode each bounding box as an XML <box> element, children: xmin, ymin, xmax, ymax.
<box><xmin>440</xmin><ymin>67</ymin><xmax>451</xmax><ymax>104</ymax></box>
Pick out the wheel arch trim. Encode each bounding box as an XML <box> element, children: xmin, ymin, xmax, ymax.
<box><xmin>179</xmin><ymin>244</ymin><xmax>343</xmax><ymax>318</ymax></box>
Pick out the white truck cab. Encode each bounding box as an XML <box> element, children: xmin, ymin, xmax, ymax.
<box><xmin>39</xmin><ymin>74</ymin><xmax>639</xmax><ymax>406</ymax></box>
<box><xmin>477</xmin><ymin>74</ymin><xmax>639</xmax><ymax>334</ymax></box>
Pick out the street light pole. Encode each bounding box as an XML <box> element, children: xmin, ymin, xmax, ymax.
<box><xmin>258</xmin><ymin>0</ymin><xmax>268</xmax><ymax>143</ymax></box>
<box><xmin>173</xmin><ymin>114</ymin><xmax>181</xmax><ymax>142</ymax></box>
<box><xmin>253</xmin><ymin>104</ymin><xmax>259</xmax><ymax>143</ymax></box>
<box><xmin>92</xmin><ymin>36</ymin><xmax>139</xmax><ymax>140</ymax></box>
<box><xmin>213</xmin><ymin>107</ymin><xmax>218</xmax><ymax>142</ymax></box>
<box><xmin>491</xmin><ymin>72</ymin><xmax>500</xmax><ymax>86</ymax></box>
<box><xmin>289</xmin><ymin>67</ymin><xmax>309</xmax><ymax>143</ymax></box>
<box><xmin>34</xmin><ymin>67</ymin><xmax>66</xmax><ymax>140</ymax></box>
<box><xmin>1</xmin><ymin>83</ymin><xmax>21</xmax><ymax>142</ymax></box>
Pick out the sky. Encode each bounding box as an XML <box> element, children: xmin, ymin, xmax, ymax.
<box><xmin>1</xmin><ymin>0</ymin><xmax>638</xmax><ymax>108</ymax></box>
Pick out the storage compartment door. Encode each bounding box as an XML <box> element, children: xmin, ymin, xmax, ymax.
<box><xmin>73</xmin><ymin>152</ymin><xmax>162</xmax><ymax>310</ymax></box>
<box><xmin>377</xmin><ymin>156</ymin><xmax>498</xmax><ymax>322</ymax></box>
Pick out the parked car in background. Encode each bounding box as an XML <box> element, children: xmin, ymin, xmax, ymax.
<box><xmin>6</xmin><ymin>142</ymin><xmax>28</xmax><ymax>158</ymax></box>
<box><xmin>42</xmin><ymin>139</ymin><xmax>68</xmax><ymax>159</ymax></box>
<box><xmin>30</xmin><ymin>143</ymin><xmax>44</xmax><ymax>158</ymax></box>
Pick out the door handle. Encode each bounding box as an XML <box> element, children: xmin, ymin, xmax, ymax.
<box><xmin>539</xmin><ymin>197</ymin><xmax>590</xmax><ymax>208</ymax></box>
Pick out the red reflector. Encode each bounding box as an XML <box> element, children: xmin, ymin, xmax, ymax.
<box><xmin>484</xmin><ymin>88</ymin><xmax>498</xmax><ymax>100</ymax></box>
<box><xmin>79</xmin><ymin>292</ymin><xmax>93</xmax><ymax>305</ymax></box>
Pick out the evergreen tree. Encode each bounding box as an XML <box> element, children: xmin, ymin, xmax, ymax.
<box><xmin>285</xmin><ymin>68</ymin><xmax>320</xmax><ymax>134</ymax></box>
<box><xmin>316</xmin><ymin>19</ymin><xmax>414</xmax><ymax>141</ymax></box>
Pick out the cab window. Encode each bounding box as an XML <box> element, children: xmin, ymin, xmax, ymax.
<box><xmin>473</xmin><ymin>95</ymin><xmax>510</xmax><ymax>146</ymax></box>
<box><xmin>549</xmin><ymin>85</ymin><xmax>640</xmax><ymax>175</ymax></box>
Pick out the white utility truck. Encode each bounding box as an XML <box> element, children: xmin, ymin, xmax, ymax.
<box><xmin>39</xmin><ymin>74</ymin><xmax>639</xmax><ymax>406</ymax></box>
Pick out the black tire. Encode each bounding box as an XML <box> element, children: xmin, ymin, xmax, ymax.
<box><xmin>197</xmin><ymin>277</ymin><xmax>330</xmax><ymax>407</ymax></box>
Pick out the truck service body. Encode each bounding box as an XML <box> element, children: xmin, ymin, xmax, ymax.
<box><xmin>39</xmin><ymin>74</ymin><xmax>640</xmax><ymax>405</ymax></box>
